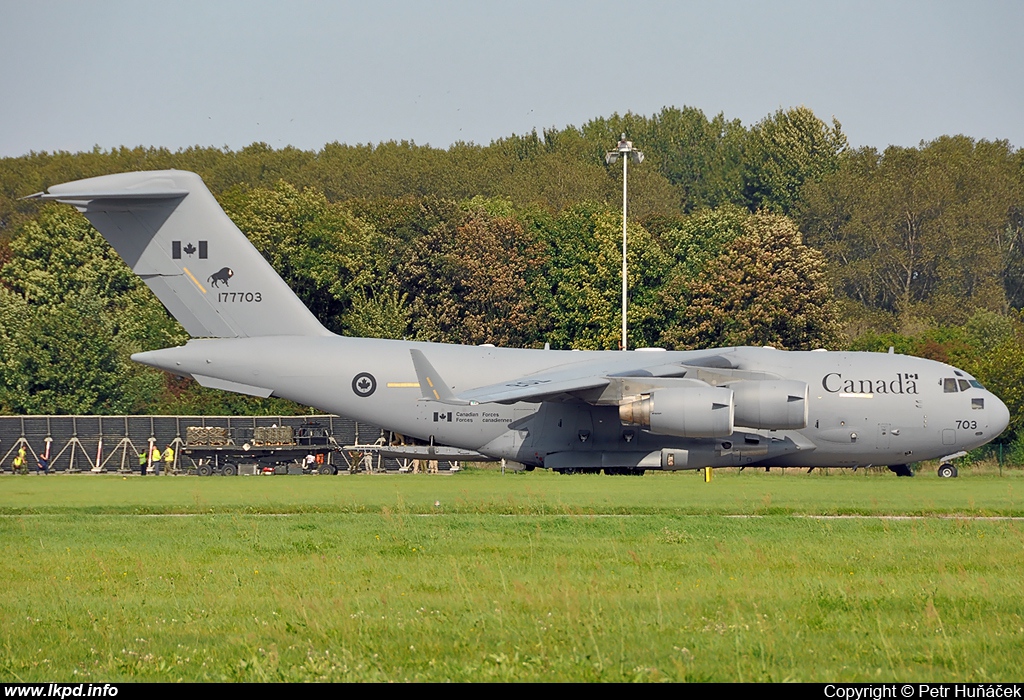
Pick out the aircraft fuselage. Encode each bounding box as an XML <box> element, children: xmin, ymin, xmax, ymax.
<box><xmin>134</xmin><ymin>337</ymin><xmax>1008</xmax><ymax>471</ymax></box>
<box><xmin>34</xmin><ymin>169</ymin><xmax>1008</xmax><ymax>475</ymax></box>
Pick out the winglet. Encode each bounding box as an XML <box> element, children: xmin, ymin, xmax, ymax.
<box><xmin>409</xmin><ymin>349</ymin><xmax>469</xmax><ymax>405</ymax></box>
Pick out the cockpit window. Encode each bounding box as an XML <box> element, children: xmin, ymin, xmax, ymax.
<box><xmin>958</xmin><ymin>379</ymin><xmax>971</xmax><ymax>392</ymax></box>
<box><xmin>969</xmin><ymin>380</ymin><xmax>984</xmax><ymax>389</ymax></box>
<box><xmin>943</xmin><ymin>378</ymin><xmax>958</xmax><ymax>393</ymax></box>
<box><xmin>954</xmin><ymin>370</ymin><xmax>964</xmax><ymax>377</ymax></box>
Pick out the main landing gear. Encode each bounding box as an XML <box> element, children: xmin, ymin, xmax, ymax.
<box><xmin>887</xmin><ymin>464</ymin><xmax>914</xmax><ymax>477</ymax></box>
<box><xmin>889</xmin><ymin>462</ymin><xmax>960</xmax><ymax>478</ymax></box>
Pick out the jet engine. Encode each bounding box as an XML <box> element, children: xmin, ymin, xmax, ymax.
<box><xmin>730</xmin><ymin>380</ymin><xmax>808</xmax><ymax>430</ymax></box>
<box><xmin>618</xmin><ymin>387</ymin><xmax>735</xmax><ymax>438</ymax></box>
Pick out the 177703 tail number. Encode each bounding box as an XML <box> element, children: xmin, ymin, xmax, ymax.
<box><xmin>217</xmin><ymin>292</ymin><xmax>262</xmax><ymax>303</ymax></box>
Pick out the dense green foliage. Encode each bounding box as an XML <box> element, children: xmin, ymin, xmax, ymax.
<box><xmin>1</xmin><ymin>471</ymin><xmax>1023</xmax><ymax>682</ymax></box>
<box><xmin>1</xmin><ymin>105</ymin><xmax>1023</xmax><ymax>442</ymax></box>
<box><xmin>799</xmin><ymin>136</ymin><xmax>1024</xmax><ymax>330</ymax></box>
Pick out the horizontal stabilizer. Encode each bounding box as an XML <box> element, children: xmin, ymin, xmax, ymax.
<box><xmin>29</xmin><ymin>189</ymin><xmax>189</xmax><ymax>202</ymax></box>
<box><xmin>191</xmin><ymin>374</ymin><xmax>274</xmax><ymax>398</ymax></box>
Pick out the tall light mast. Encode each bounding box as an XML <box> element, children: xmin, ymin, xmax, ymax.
<box><xmin>605</xmin><ymin>133</ymin><xmax>643</xmax><ymax>350</ymax></box>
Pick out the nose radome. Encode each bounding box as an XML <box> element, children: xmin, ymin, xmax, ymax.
<box><xmin>991</xmin><ymin>394</ymin><xmax>1011</xmax><ymax>437</ymax></box>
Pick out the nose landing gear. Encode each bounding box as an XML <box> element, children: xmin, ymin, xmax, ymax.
<box><xmin>937</xmin><ymin>463</ymin><xmax>958</xmax><ymax>478</ymax></box>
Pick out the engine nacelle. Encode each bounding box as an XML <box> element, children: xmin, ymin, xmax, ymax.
<box><xmin>619</xmin><ymin>387</ymin><xmax>735</xmax><ymax>438</ymax></box>
<box><xmin>731</xmin><ymin>380</ymin><xmax>808</xmax><ymax>430</ymax></box>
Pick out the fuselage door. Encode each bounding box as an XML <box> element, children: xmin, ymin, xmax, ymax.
<box><xmin>876</xmin><ymin>423</ymin><xmax>891</xmax><ymax>450</ymax></box>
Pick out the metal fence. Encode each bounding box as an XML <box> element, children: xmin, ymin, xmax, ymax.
<box><xmin>0</xmin><ymin>415</ymin><xmax>402</xmax><ymax>474</ymax></box>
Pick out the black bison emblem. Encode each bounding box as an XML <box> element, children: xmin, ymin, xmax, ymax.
<box><xmin>208</xmin><ymin>267</ymin><xmax>234</xmax><ymax>287</ymax></box>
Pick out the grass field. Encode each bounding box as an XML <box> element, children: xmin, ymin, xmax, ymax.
<box><xmin>1</xmin><ymin>468</ymin><xmax>1023</xmax><ymax>682</ymax></box>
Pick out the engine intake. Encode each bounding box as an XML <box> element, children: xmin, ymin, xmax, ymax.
<box><xmin>619</xmin><ymin>387</ymin><xmax>735</xmax><ymax>438</ymax></box>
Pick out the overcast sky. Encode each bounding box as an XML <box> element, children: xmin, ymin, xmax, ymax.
<box><xmin>1</xmin><ymin>0</ymin><xmax>1021</xmax><ymax>158</ymax></box>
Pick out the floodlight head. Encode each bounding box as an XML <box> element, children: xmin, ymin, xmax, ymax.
<box><xmin>606</xmin><ymin>137</ymin><xmax>642</xmax><ymax>164</ymax></box>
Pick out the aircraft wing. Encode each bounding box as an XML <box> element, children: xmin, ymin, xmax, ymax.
<box><xmin>456</xmin><ymin>373</ymin><xmax>613</xmax><ymax>405</ymax></box>
<box><xmin>450</xmin><ymin>353</ymin><xmax>738</xmax><ymax>405</ymax></box>
<box><xmin>407</xmin><ymin>347</ymin><xmax>742</xmax><ymax>405</ymax></box>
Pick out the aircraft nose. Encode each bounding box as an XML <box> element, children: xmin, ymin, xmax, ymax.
<box><xmin>990</xmin><ymin>393</ymin><xmax>1011</xmax><ymax>437</ymax></box>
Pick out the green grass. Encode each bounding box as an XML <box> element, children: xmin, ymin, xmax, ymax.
<box><xmin>2</xmin><ymin>469</ymin><xmax>1023</xmax><ymax>681</ymax></box>
<box><xmin>3</xmin><ymin>466</ymin><xmax>1024</xmax><ymax>517</ymax></box>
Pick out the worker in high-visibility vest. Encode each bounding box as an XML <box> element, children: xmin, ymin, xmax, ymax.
<box><xmin>163</xmin><ymin>445</ymin><xmax>175</xmax><ymax>475</ymax></box>
<box><xmin>139</xmin><ymin>448</ymin><xmax>148</xmax><ymax>476</ymax></box>
<box><xmin>150</xmin><ymin>446</ymin><xmax>162</xmax><ymax>476</ymax></box>
<box><xmin>12</xmin><ymin>445</ymin><xmax>26</xmax><ymax>474</ymax></box>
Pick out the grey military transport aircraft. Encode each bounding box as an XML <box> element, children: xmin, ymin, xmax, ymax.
<box><xmin>28</xmin><ymin>170</ymin><xmax>1010</xmax><ymax>478</ymax></box>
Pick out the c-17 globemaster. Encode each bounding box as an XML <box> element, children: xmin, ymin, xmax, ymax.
<box><xmin>28</xmin><ymin>170</ymin><xmax>1010</xmax><ymax>478</ymax></box>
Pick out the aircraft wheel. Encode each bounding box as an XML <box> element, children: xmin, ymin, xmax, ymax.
<box><xmin>318</xmin><ymin>464</ymin><xmax>335</xmax><ymax>475</ymax></box>
<box><xmin>197</xmin><ymin>463</ymin><xmax>213</xmax><ymax>477</ymax></box>
<box><xmin>937</xmin><ymin>463</ymin><xmax>958</xmax><ymax>478</ymax></box>
<box><xmin>222</xmin><ymin>463</ymin><xmax>237</xmax><ymax>476</ymax></box>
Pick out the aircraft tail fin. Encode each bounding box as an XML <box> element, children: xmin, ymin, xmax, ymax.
<box><xmin>29</xmin><ymin>170</ymin><xmax>331</xmax><ymax>339</ymax></box>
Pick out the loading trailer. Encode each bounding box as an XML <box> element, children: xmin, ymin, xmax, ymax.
<box><xmin>183</xmin><ymin>423</ymin><xmax>340</xmax><ymax>475</ymax></box>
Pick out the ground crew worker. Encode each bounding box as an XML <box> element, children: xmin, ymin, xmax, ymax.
<box><xmin>139</xmin><ymin>448</ymin><xmax>148</xmax><ymax>476</ymax></box>
<box><xmin>163</xmin><ymin>445</ymin><xmax>175</xmax><ymax>475</ymax></box>
<box><xmin>150</xmin><ymin>445</ymin><xmax>162</xmax><ymax>476</ymax></box>
<box><xmin>12</xmin><ymin>445</ymin><xmax>26</xmax><ymax>474</ymax></box>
